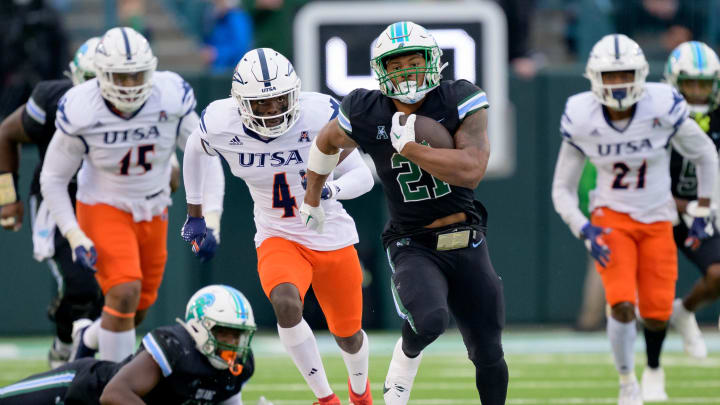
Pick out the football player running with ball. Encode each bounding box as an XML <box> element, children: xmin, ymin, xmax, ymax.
<box><xmin>552</xmin><ymin>35</ymin><xmax>718</xmax><ymax>405</ymax></box>
<box><xmin>664</xmin><ymin>41</ymin><xmax>720</xmax><ymax>358</ymax></box>
<box><xmin>0</xmin><ymin>285</ymin><xmax>261</xmax><ymax>405</ymax></box>
<box><xmin>181</xmin><ymin>48</ymin><xmax>375</xmax><ymax>405</ymax></box>
<box><xmin>40</xmin><ymin>27</ymin><xmax>225</xmax><ymax>364</ymax></box>
<box><xmin>301</xmin><ymin>22</ymin><xmax>508</xmax><ymax>405</ymax></box>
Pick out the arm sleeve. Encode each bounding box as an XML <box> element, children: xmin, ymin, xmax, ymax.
<box><xmin>175</xmin><ymin>111</ymin><xmax>201</xmax><ymax>151</ymax></box>
<box><xmin>551</xmin><ymin>141</ymin><xmax>590</xmax><ymax>238</ymax></box>
<box><xmin>40</xmin><ymin>131</ymin><xmax>86</xmax><ymax>235</ymax></box>
<box><xmin>327</xmin><ymin>149</ymin><xmax>374</xmax><ymax>200</ymax></box>
<box><xmin>202</xmin><ymin>155</ymin><xmax>225</xmax><ymax>214</ymax></box>
<box><xmin>670</xmin><ymin>118</ymin><xmax>719</xmax><ymax>199</ymax></box>
<box><xmin>183</xmin><ymin>129</ymin><xmax>216</xmax><ymax>206</ymax></box>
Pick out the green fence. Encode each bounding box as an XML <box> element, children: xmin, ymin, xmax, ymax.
<box><xmin>2</xmin><ymin>68</ymin><xmax>717</xmax><ymax>335</ymax></box>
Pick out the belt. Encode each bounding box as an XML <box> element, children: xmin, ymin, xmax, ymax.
<box><xmin>406</xmin><ymin>224</ymin><xmax>482</xmax><ymax>251</ymax></box>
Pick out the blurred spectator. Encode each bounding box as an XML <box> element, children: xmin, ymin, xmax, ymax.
<box><xmin>0</xmin><ymin>0</ymin><xmax>67</xmax><ymax>119</ymax></box>
<box><xmin>247</xmin><ymin>0</ymin><xmax>307</xmax><ymax>62</ymax></box>
<box><xmin>118</xmin><ymin>0</ymin><xmax>151</xmax><ymax>41</ymax></box>
<box><xmin>612</xmin><ymin>0</ymin><xmax>710</xmax><ymax>60</ymax></box>
<box><xmin>496</xmin><ymin>0</ymin><xmax>540</xmax><ymax>79</ymax></box>
<box><xmin>202</xmin><ymin>0</ymin><xmax>253</xmax><ymax>73</ymax></box>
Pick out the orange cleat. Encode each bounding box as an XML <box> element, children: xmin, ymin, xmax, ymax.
<box><xmin>348</xmin><ymin>378</ymin><xmax>372</xmax><ymax>405</ymax></box>
<box><xmin>313</xmin><ymin>393</ymin><xmax>341</xmax><ymax>405</ymax></box>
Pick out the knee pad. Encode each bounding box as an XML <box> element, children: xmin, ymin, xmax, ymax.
<box><xmin>414</xmin><ymin>307</ymin><xmax>449</xmax><ymax>339</ymax></box>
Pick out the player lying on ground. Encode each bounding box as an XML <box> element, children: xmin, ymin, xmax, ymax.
<box><xmin>0</xmin><ymin>285</ymin><xmax>266</xmax><ymax>405</ymax></box>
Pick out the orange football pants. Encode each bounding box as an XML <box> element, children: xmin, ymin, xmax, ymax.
<box><xmin>257</xmin><ymin>237</ymin><xmax>363</xmax><ymax>337</ymax></box>
<box><xmin>76</xmin><ymin>202</ymin><xmax>168</xmax><ymax>311</ymax></box>
<box><xmin>591</xmin><ymin>207</ymin><xmax>677</xmax><ymax>321</ymax></box>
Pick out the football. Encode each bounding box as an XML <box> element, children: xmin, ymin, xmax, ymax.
<box><xmin>399</xmin><ymin>114</ymin><xmax>455</xmax><ymax>149</ymax></box>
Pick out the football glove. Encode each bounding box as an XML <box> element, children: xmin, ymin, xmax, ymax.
<box><xmin>580</xmin><ymin>222</ymin><xmax>611</xmax><ymax>268</ymax></box>
<box><xmin>0</xmin><ymin>201</ymin><xmax>23</xmax><ymax>231</ymax></box>
<box><xmin>684</xmin><ymin>200</ymin><xmax>714</xmax><ymax>251</ymax></box>
<box><xmin>300</xmin><ymin>202</ymin><xmax>325</xmax><ymax>233</ymax></box>
<box><xmin>299</xmin><ymin>170</ymin><xmax>334</xmax><ymax>200</ymax></box>
<box><xmin>390</xmin><ymin>112</ymin><xmax>416</xmax><ymax>154</ymax></box>
<box><xmin>65</xmin><ymin>227</ymin><xmax>97</xmax><ymax>272</ymax></box>
<box><xmin>181</xmin><ymin>215</ymin><xmax>218</xmax><ymax>262</ymax></box>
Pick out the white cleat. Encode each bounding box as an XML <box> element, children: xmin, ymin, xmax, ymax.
<box><xmin>383</xmin><ymin>338</ymin><xmax>423</xmax><ymax>405</ymax></box>
<box><xmin>669</xmin><ymin>298</ymin><xmax>707</xmax><ymax>359</ymax></box>
<box><xmin>641</xmin><ymin>367</ymin><xmax>668</xmax><ymax>402</ymax></box>
<box><xmin>619</xmin><ymin>379</ymin><xmax>643</xmax><ymax>405</ymax></box>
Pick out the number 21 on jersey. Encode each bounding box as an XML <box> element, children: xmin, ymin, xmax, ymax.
<box><xmin>392</xmin><ymin>153</ymin><xmax>451</xmax><ymax>202</ymax></box>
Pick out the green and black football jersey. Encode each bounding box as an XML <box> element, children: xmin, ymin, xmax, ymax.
<box><xmin>339</xmin><ymin>80</ymin><xmax>489</xmax><ymax>243</ymax></box>
<box><xmin>669</xmin><ymin>108</ymin><xmax>720</xmax><ymax>199</ymax></box>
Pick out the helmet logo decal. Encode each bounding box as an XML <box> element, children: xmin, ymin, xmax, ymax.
<box><xmin>233</xmin><ymin>72</ymin><xmax>246</xmax><ymax>85</ymax></box>
<box><xmin>187</xmin><ymin>293</ymin><xmax>215</xmax><ymax>320</ymax></box>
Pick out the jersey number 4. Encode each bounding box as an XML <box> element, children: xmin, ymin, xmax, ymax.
<box><xmin>272</xmin><ymin>173</ymin><xmax>297</xmax><ymax>217</ymax></box>
<box><xmin>392</xmin><ymin>154</ymin><xmax>451</xmax><ymax>202</ymax></box>
<box><xmin>119</xmin><ymin>145</ymin><xmax>155</xmax><ymax>175</ymax></box>
<box><xmin>612</xmin><ymin>160</ymin><xmax>647</xmax><ymax>189</ymax></box>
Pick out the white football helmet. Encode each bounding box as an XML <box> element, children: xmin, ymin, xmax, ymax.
<box><xmin>94</xmin><ymin>27</ymin><xmax>157</xmax><ymax>113</ymax></box>
<box><xmin>67</xmin><ymin>37</ymin><xmax>100</xmax><ymax>85</ymax></box>
<box><xmin>370</xmin><ymin>21</ymin><xmax>448</xmax><ymax>104</ymax></box>
<box><xmin>231</xmin><ymin>48</ymin><xmax>301</xmax><ymax>138</ymax></box>
<box><xmin>181</xmin><ymin>285</ymin><xmax>256</xmax><ymax>374</ymax></box>
<box><xmin>585</xmin><ymin>34</ymin><xmax>649</xmax><ymax>111</ymax></box>
<box><xmin>664</xmin><ymin>41</ymin><xmax>720</xmax><ymax>114</ymax></box>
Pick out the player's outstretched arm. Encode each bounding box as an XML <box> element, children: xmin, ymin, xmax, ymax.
<box><xmin>323</xmin><ymin>149</ymin><xmax>374</xmax><ymax>200</ymax></box>
<box><xmin>399</xmin><ymin>109</ymin><xmax>490</xmax><ymax>189</ymax></box>
<box><xmin>100</xmin><ymin>351</ymin><xmax>163</xmax><ymax>405</ymax></box>
<box><xmin>0</xmin><ymin>105</ymin><xmax>32</xmax><ymax>231</ymax></box>
<box><xmin>551</xmin><ymin>141</ymin><xmax>589</xmax><ymax>238</ymax></box>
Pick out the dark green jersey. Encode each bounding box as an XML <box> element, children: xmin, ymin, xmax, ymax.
<box><xmin>669</xmin><ymin>108</ymin><xmax>720</xmax><ymax>199</ymax></box>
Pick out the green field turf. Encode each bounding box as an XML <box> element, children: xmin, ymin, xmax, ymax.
<box><xmin>2</xmin><ymin>330</ymin><xmax>720</xmax><ymax>404</ymax></box>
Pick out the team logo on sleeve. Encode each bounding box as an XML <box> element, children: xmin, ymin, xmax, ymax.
<box><xmin>158</xmin><ymin>110</ymin><xmax>168</xmax><ymax>122</ymax></box>
<box><xmin>298</xmin><ymin>131</ymin><xmax>311</xmax><ymax>143</ymax></box>
<box><xmin>652</xmin><ymin>118</ymin><xmax>661</xmax><ymax>128</ymax></box>
<box><xmin>376</xmin><ymin>126</ymin><xmax>388</xmax><ymax>140</ymax></box>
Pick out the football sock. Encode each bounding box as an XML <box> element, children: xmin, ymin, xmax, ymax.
<box><xmin>644</xmin><ymin>326</ymin><xmax>667</xmax><ymax>369</ymax></box>
<box><xmin>98</xmin><ymin>328</ymin><xmax>135</xmax><ymax>362</ymax></box>
<box><xmin>277</xmin><ymin>319</ymin><xmax>332</xmax><ymax>399</ymax></box>
<box><xmin>607</xmin><ymin>317</ymin><xmax>636</xmax><ymax>375</ymax></box>
<box><xmin>340</xmin><ymin>330</ymin><xmax>369</xmax><ymax>395</ymax></box>
<box><xmin>82</xmin><ymin>319</ymin><xmax>101</xmax><ymax>349</ymax></box>
<box><xmin>476</xmin><ymin>357</ymin><xmax>509</xmax><ymax>405</ymax></box>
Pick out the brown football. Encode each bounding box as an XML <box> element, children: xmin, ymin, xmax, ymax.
<box><xmin>399</xmin><ymin>114</ymin><xmax>455</xmax><ymax>149</ymax></box>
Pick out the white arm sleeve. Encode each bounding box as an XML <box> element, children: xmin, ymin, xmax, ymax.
<box><xmin>219</xmin><ymin>392</ymin><xmax>243</xmax><ymax>405</ymax></box>
<box><xmin>40</xmin><ymin>131</ymin><xmax>86</xmax><ymax>235</ymax></box>
<box><xmin>551</xmin><ymin>141</ymin><xmax>589</xmax><ymax>238</ymax></box>
<box><xmin>327</xmin><ymin>149</ymin><xmax>374</xmax><ymax>200</ymax></box>
<box><xmin>183</xmin><ymin>129</ymin><xmax>214</xmax><ymax>205</ymax></box>
<box><xmin>175</xmin><ymin>111</ymin><xmax>200</xmax><ymax>151</ymax></box>
<box><xmin>671</xmin><ymin>118</ymin><xmax>719</xmax><ymax>199</ymax></box>
<box><xmin>202</xmin><ymin>155</ymin><xmax>225</xmax><ymax>214</ymax></box>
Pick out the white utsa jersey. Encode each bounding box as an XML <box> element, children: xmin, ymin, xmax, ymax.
<box><xmin>198</xmin><ymin>92</ymin><xmax>359</xmax><ymax>251</ymax></box>
<box><xmin>560</xmin><ymin>82</ymin><xmax>689</xmax><ymax>223</ymax></box>
<box><xmin>55</xmin><ymin>71</ymin><xmax>196</xmax><ymax>220</ymax></box>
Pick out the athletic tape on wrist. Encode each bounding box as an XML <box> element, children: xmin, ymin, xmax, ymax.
<box><xmin>0</xmin><ymin>172</ymin><xmax>18</xmax><ymax>205</ymax></box>
<box><xmin>307</xmin><ymin>139</ymin><xmax>340</xmax><ymax>175</ymax></box>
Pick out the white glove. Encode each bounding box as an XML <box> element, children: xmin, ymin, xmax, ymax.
<box><xmin>390</xmin><ymin>112</ymin><xmax>416</xmax><ymax>153</ymax></box>
<box><xmin>65</xmin><ymin>227</ymin><xmax>97</xmax><ymax>271</ymax></box>
<box><xmin>300</xmin><ymin>202</ymin><xmax>326</xmax><ymax>233</ymax></box>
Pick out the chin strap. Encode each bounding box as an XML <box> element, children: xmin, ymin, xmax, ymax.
<box><xmin>221</xmin><ymin>350</ymin><xmax>244</xmax><ymax>375</ymax></box>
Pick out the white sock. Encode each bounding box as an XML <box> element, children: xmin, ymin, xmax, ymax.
<box><xmin>607</xmin><ymin>317</ymin><xmax>636</xmax><ymax>376</ymax></box>
<box><xmin>98</xmin><ymin>328</ymin><xmax>135</xmax><ymax>362</ymax></box>
<box><xmin>340</xmin><ymin>330</ymin><xmax>369</xmax><ymax>395</ymax></box>
<box><xmin>82</xmin><ymin>319</ymin><xmax>101</xmax><ymax>349</ymax></box>
<box><xmin>277</xmin><ymin>319</ymin><xmax>332</xmax><ymax>398</ymax></box>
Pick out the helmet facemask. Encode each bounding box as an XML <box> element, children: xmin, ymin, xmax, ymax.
<box><xmin>98</xmin><ymin>68</ymin><xmax>156</xmax><ymax>113</ymax></box>
<box><xmin>677</xmin><ymin>76</ymin><xmax>718</xmax><ymax>115</ymax></box>
<box><xmin>234</xmin><ymin>86</ymin><xmax>300</xmax><ymax>138</ymax></box>
<box><xmin>372</xmin><ymin>46</ymin><xmax>446</xmax><ymax>105</ymax></box>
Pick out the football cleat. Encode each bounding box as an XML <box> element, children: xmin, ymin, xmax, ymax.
<box><xmin>348</xmin><ymin>377</ymin><xmax>372</xmax><ymax>404</ymax></box>
<box><xmin>68</xmin><ymin>318</ymin><xmax>97</xmax><ymax>362</ymax></box>
<box><xmin>619</xmin><ymin>379</ymin><xmax>643</xmax><ymax>405</ymax></box>
<box><xmin>48</xmin><ymin>337</ymin><xmax>71</xmax><ymax>369</ymax></box>
<box><xmin>313</xmin><ymin>393</ymin><xmax>341</xmax><ymax>405</ymax></box>
<box><xmin>669</xmin><ymin>298</ymin><xmax>707</xmax><ymax>359</ymax></box>
<box><xmin>641</xmin><ymin>367</ymin><xmax>668</xmax><ymax>402</ymax></box>
<box><xmin>383</xmin><ymin>338</ymin><xmax>422</xmax><ymax>405</ymax></box>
